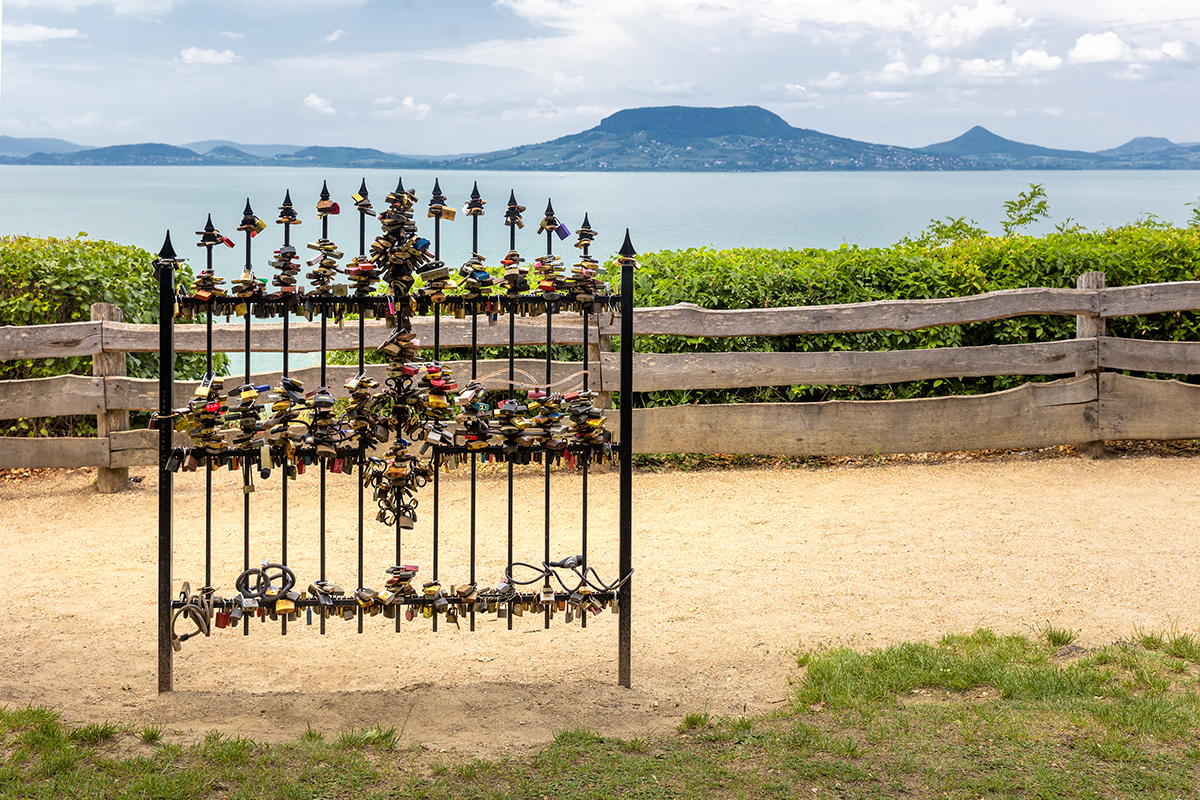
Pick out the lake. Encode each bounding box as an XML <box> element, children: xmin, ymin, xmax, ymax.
<box><xmin>3</xmin><ymin>165</ymin><xmax>1197</xmax><ymax>373</ymax></box>
<box><xmin>3</xmin><ymin>166</ymin><xmax>1199</xmax><ymax>272</ymax></box>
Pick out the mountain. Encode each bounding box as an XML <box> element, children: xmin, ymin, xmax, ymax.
<box><xmin>186</xmin><ymin>140</ymin><xmax>304</xmax><ymax>157</ymax></box>
<box><xmin>918</xmin><ymin>125</ymin><xmax>1106</xmax><ymax>164</ymax></box>
<box><xmin>1</xmin><ymin>108</ymin><xmax>1196</xmax><ymax>170</ymax></box>
<box><xmin>0</xmin><ymin>135</ymin><xmax>92</xmax><ymax>157</ymax></box>
<box><xmin>1097</xmin><ymin>136</ymin><xmax>1177</xmax><ymax>156</ymax></box>
<box><xmin>273</xmin><ymin>146</ymin><xmax>427</xmax><ymax>168</ymax></box>
<box><xmin>18</xmin><ymin>143</ymin><xmax>210</xmax><ymax>165</ymax></box>
<box><xmin>442</xmin><ymin>105</ymin><xmax>962</xmax><ymax>171</ymax></box>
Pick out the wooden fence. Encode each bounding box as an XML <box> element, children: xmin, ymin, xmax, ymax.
<box><xmin>5</xmin><ymin>271</ymin><xmax>1200</xmax><ymax>488</ymax></box>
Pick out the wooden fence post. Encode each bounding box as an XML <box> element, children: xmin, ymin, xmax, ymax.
<box><xmin>91</xmin><ymin>302</ymin><xmax>129</xmax><ymax>492</ymax></box>
<box><xmin>1075</xmin><ymin>271</ymin><xmax>1106</xmax><ymax>458</ymax></box>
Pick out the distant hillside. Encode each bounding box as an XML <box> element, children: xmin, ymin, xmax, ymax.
<box><xmin>274</xmin><ymin>146</ymin><xmax>426</xmax><ymax>168</ymax></box>
<box><xmin>2</xmin><ymin>109</ymin><xmax>1197</xmax><ymax>170</ymax></box>
<box><xmin>1097</xmin><ymin>136</ymin><xmax>1177</xmax><ymax>156</ymax></box>
<box><xmin>0</xmin><ymin>135</ymin><xmax>91</xmax><ymax>157</ymax></box>
<box><xmin>186</xmin><ymin>140</ymin><xmax>303</xmax><ymax>157</ymax></box>
<box><xmin>19</xmin><ymin>143</ymin><xmax>209</xmax><ymax>165</ymax></box>
<box><xmin>919</xmin><ymin>126</ymin><xmax>1106</xmax><ymax>164</ymax></box>
<box><xmin>442</xmin><ymin>105</ymin><xmax>961</xmax><ymax>171</ymax></box>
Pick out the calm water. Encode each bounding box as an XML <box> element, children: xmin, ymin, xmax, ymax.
<box><xmin>3</xmin><ymin>166</ymin><xmax>1199</xmax><ymax>269</ymax></box>
<box><xmin>3</xmin><ymin>166</ymin><xmax>1197</xmax><ymax>373</ymax></box>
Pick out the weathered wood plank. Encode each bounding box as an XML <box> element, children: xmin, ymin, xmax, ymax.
<box><xmin>596</xmin><ymin>289</ymin><xmax>1097</xmax><ymax>338</ymax></box>
<box><xmin>1101</xmin><ymin>282</ymin><xmax>1200</xmax><ymax>318</ymax></box>
<box><xmin>105</xmin><ymin>359</ymin><xmax>598</xmax><ymax>411</ymax></box>
<box><xmin>107</xmin><ymin>429</ymin><xmax>186</xmax><ymax>468</ymax></box>
<box><xmin>1098</xmin><ymin>336</ymin><xmax>1200</xmax><ymax>374</ymax></box>
<box><xmin>0</xmin><ymin>436</ymin><xmax>109</xmax><ymax>469</ymax></box>
<box><xmin>103</xmin><ymin>313</ymin><xmax>599</xmax><ymax>353</ymax></box>
<box><xmin>0</xmin><ymin>374</ymin><xmax>104</xmax><ymax>419</ymax></box>
<box><xmin>0</xmin><ymin>321</ymin><xmax>102</xmax><ymax>361</ymax></box>
<box><xmin>600</xmin><ymin>339</ymin><xmax>1095</xmax><ymax>392</ymax></box>
<box><xmin>1098</xmin><ymin>372</ymin><xmax>1200</xmax><ymax>440</ymax></box>
<box><xmin>625</xmin><ymin>376</ymin><xmax>1098</xmax><ymax>456</ymax></box>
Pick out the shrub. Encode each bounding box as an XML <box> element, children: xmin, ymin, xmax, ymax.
<box><xmin>0</xmin><ymin>234</ymin><xmax>222</xmax><ymax>436</ymax></box>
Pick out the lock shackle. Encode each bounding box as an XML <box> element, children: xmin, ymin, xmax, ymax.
<box><xmin>504</xmin><ymin>561</ymin><xmax>551</xmax><ymax>586</ymax></box>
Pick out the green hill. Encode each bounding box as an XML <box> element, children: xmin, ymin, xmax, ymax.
<box><xmin>443</xmin><ymin>105</ymin><xmax>961</xmax><ymax>171</ymax></box>
<box><xmin>919</xmin><ymin>126</ymin><xmax>1106</xmax><ymax>163</ymax></box>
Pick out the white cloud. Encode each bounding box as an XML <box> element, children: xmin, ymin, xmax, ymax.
<box><xmin>302</xmin><ymin>93</ymin><xmax>337</xmax><ymax>115</ymax></box>
<box><xmin>1011</xmin><ymin>48</ymin><xmax>1062</xmax><ymax>71</ymax></box>
<box><xmin>1069</xmin><ymin>32</ymin><xmax>1130</xmax><ymax>63</ymax></box>
<box><xmin>373</xmin><ymin>96</ymin><xmax>396</xmax><ymax>105</ymax></box>
<box><xmin>646</xmin><ymin>79</ymin><xmax>697</xmax><ymax>96</ymax></box>
<box><xmin>2</xmin><ymin>23</ymin><xmax>85</xmax><ymax>43</ymax></box>
<box><xmin>922</xmin><ymin>0</ymin><xmax>1027</xmax><ymax>49</ymax></box>
<box><xmin>812</xmin><ymin>71</ymin><xmax>848</xmax><ymax>89</ymax></box>
<box><xmin>370</xmin><ymin>96</ymin><xmax>431</xmax><ymax>120</ymax></box>
<box><xmin>179</xmin><ymin>47</ymin><xmax>241</xmax><ymax>65</ymax></box>
<box><xmin>6</xmin><ymin>0</ymin><xmax>179</xmax><ymax>14</ymax></box>
<box><xmin>958</xmin><ymin>57</ymin><xmax>1013</xmax><ymax>78</ymax></box>
<box><xmin>1109</xmin><ymin>64</ymin><xmax>1150</xmax><ymax>81</ymax></box>
<box><xmin>1161</xmin><ymin>41</ymin><xmax>1187</xmax><ymax>60</ymax></box>
<box><xmin>325</xmin><ymin>29</ymin><xmax>346</xmax><ymax>42</ymax></box>
<box><xmin>220</xmin><ymin>31</ymin><xmax>245</xmax><ymax>40</ymax></box>
<box><xmin>867</xmin><ymin>90</ymin><xmax>913</xmax><ymax>100</ymax></box>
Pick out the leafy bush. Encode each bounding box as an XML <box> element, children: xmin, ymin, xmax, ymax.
<box><xmin>0</xmin><ymin>234</ymin><xmax>222</xmax><ymax>435</ymax></box>
<box><xmin>621</xmin><ymin>217</ymin><xmax>1200</xmax><ymax>406</ymax></box>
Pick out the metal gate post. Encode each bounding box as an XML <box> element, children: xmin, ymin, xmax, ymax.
<box><xmin>156</xmin><ymin>233</ymin><xmax>178</xmax><ymax>693</ymax></box>
<box><xmin>618</xmin><ymin>230</ymin><xmax>635</xmax><ymax>688</ymax></box>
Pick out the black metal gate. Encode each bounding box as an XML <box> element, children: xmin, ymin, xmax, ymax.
<box><xmin>154</xmin><ymin>179</ymin><xmax>634</xmax><ymax>691</ymax></box>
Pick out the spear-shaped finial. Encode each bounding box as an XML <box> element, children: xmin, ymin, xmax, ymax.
<box><xmin>159</xmin><ymin>231</ymin><xmax>178</xmax><ymax>261</ymax></box>
<box><xmin>582</xmin><ymin>212</ymin><xmax>591</xmax><ymax>230</ymax></box>
<box><xmin>545</xmin><ymin>198</ymin><xmax>555</xmax><ymax>217</ymax></box>
<box><xmin>618</xmin><ymin>229</ymin><xmax>637</xmax><ymax>258</ymax></box>
<box><xmin>466</xmin><ymin>181</ymin><xmax>485</xmax><ymax>215</ymax></box>
<box><xmin>508</xmin><ymin>189</ymin><xmax>517</xmax><ymax>205</ymax></box>
<box><xmin>282</xmin><ymin>189</ymin><xmax>293</xmax><ymax>208</ymax></box>
<box><xmin>505</xmin><ymin>190</ymin><xmax>526</xmax><ymax>229</ymax></box>
<box><xmin>431</xmin><ymin>178</ymin><xmax>445</xmax><ymax>204</ymax></box>
<box><xmin>395</xmin><ymin>176</ymin><xmax>406</xmax><ymax>194</ymax></box>
<box><xmin>238</xmin><ymin>199</ymin><xmax>263</xmax><ymax>233</ymax></box>
<box><xmin>204</xmin><ymin>214</ymin><xmax>215</xmax><ymax>233</ymax></box>
<box><xmin>320</xmin><ymin>180</ymin><xmax>331</xmax><ymax>201</ymax></box>
<box><xmin>358</xmin><ymin>177</ymin><xmax>368</xmax><ymax>197</ymax></box>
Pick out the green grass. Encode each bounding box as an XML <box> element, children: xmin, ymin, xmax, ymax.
<box><xmin>4</xmin><ymin>627</ymin><xmax>1200</xmax><ymax>798</ymax></box>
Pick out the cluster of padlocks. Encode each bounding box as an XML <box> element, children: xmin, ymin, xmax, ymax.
<box><xmin>160</xmin><ymin>178</ymin><xmax>637</xmax><ymax>652</ymax></box>
<box><xmin>171</xmin><ymin>557</ymin><xmax>631</xmax><ymax>649</ymax></box>
<box><xmin>172</xmin><ymin>179</ymin><xmax>615</xmax><ymax>324</ymax></box>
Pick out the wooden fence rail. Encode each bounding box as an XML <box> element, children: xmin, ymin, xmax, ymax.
<box><xmin>5</xmin><ymin>275</ymin><xmax>1200</xmax><ymax>478</ymax></box>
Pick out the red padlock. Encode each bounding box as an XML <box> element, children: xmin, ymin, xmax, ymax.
<box><xmin>214</xmin><ymin>611</ymin><xmax>230</xmax><ymax>629</ymax></box>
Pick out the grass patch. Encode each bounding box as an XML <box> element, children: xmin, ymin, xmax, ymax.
<box><xmin>5</xmin><ymin>627</ymin><xmax>1200</xmax><ymax>799</ymax></box>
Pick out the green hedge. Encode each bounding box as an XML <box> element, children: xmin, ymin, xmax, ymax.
<box><xmin>0</xmin><ymin>235</ymin><xmax>220</xmax><ymax>436</ymax></box>
<box><xmin>625</xmin><ymin>219</ymin><xmax>1200</xmax><ymax>405</ymax></box>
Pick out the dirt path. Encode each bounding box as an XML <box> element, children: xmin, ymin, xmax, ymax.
<box><xmin>2</xmin><ymin>448</ymin><xmax>1198</xmax><ymax>757</ymax></box>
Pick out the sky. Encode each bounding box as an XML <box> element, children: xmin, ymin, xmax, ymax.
<box><xmin>1</xmin><ymin>0</ymin><xmax>1198</xmax><ymax>154</ymax></box>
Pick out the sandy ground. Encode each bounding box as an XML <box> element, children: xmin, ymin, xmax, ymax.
<box><xmin>2</xmin><ymin>446</ymin><xmax>1200</xmax><ymax>756</ymax></box>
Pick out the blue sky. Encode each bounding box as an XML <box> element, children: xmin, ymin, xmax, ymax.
<box><xmin>1</xmin><ymin>0</ymin><xmax>1198</xmax><ymax>153</ymax></box>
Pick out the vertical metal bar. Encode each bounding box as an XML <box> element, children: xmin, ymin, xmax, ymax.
<box><xmin>579</xmin><ymin>220</ymin><xmax>591</xmax><ymax>630</ymax></box>
<box><xmin>618</xmin><ymin>230</ymin><xmax>635</xmax><ymax>688</ymax></box>
<box><xmin>281</xmin><ymin>199</ymin><xmax>291</xmax><ymax>636</ymax></box>
<box><xmin>469</xmin><ymin>199</ymin><xmax>480</xmax><ymax>632</ymax></box>
<box><xmin>242</xmin><ymin>206</ymin><xmax>253</xmax><ymax>637</ymax></box>
<box><xmin>507</xmin><ymin>192</ymin><xmax>517</xmax><ymax>630</ymax></box>
<box><xmin>356</xmin><ymin>180</ymin><xmax>369</xmax><ymax>635</ymax></box>
<box><xmin>544</xmin><ymin>205</ymin><xmax>553</xmax><ymax>630</ymax></box>
<box><xmin>205</xmin><ymin>299</ymin><xmax>212</xmax><ymax>589</ymax></box>
<box><xmin>319</xmin><ymin>195</ymin><xmax>329</xmax><ymax>635</ymax></box>
<box><xmin>581</xmin><ymin>306</ymin><xmax>588</xmax><ymax>630</ymax></box>
<box><xmin>156</xmin><ymin>233</ymin><xmax>176</xmax><ymax>693</ymax></box>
